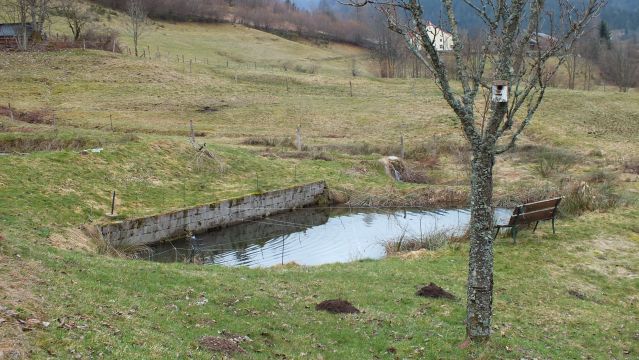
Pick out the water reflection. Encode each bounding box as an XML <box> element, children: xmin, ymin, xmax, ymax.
<box><xmin>147</xmin><ymin>207</ymin><xmax>512</xmax><ymax>267</ymax></box>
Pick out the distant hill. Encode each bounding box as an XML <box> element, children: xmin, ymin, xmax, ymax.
<box><xmin>310</xmin><ymin>0</ymin><xmax>639</xmax><ymax>32</ymax></box>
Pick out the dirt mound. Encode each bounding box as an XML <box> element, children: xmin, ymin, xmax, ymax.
<box><xmin>199</xmin><ymin>336</ymin><xmax>246</xmax><ymax>355</ymax></box>
<box><xmin>315</xmin><ymin>299</ymin><xmax>360</xmax><ymax>314</ymax></box>
<box><xmin>416</xmin><ymin>283</ymin><xmax>455</xmax><ymax>299</ymax></box>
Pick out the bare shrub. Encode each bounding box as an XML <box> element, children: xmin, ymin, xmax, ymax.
<box><xmin>584</xmin><ymin>169</ymin><xmax>616</xmax><ymax>184</ymax></box>
<box><xmin>623</xmin><ymin>159</ymin><xmax>639</xmax><ymax>174</ymax></box>
<box><xmin>560</xmin><ymin>181</ymin><xmax>620</xmax><ymax>217</ymax></box>
<box><xmin>518</xmin><ymin>145</ymin><xmax>579</xmax><ymax>178</ymax></box>
<box><xmin>241</xmin><ymin>136</ymin><xmax>294</xmax><ymax>148</ymax></box>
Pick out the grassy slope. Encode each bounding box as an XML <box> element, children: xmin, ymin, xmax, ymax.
<box><xmin>0</xmin><ymin>13</ymin><xmax>638</xmax><ymax>359</ymax></box>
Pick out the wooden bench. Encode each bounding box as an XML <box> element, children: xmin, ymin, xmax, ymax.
<box><xmin>494</xmin><ymin>197</ymin><xmax>562</xmax><ymax>243</ymax></box>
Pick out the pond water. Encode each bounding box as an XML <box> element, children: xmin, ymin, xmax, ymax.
<box><xmin>147</xmin><ymin>207</ymin><xmax>513</xmax><ymax>267</ymax></box>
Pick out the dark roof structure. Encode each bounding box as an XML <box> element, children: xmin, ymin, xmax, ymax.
<box><xmin>0</xmin><ymin>23</ymin><xmax>34</xmax><ymax>38</ymax></box>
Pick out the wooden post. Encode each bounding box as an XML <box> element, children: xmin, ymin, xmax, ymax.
<box><xmin>182</xmin><ymin>54</ymin><xmax>184</xmax><ymax>63</ymax></box>
<box><xmin>295</xmin><ymin>125</ymin><xmax>301</xmax><ymax>151</ymax></box>
<box><xmin>255</xmin><ymin>172</ymin><xmax>259</xmax><ymax>191</ymax></box>
<box><xmin>235</xmin><ymin>72</ymin><xmax>238</xmax><ymax>83</ymax></box>
<box><xmin>189</xmin><ymin>59</ymin><xmax>192</xmax><ymax>73</ymax></box>
<box><xmin>226</xmin><ymin>59</ymin><xmax>229</xmax><ymax>68</ymax></box>
<box><xmin>83</xmin><ymin>39</ymin><xmax>86</xmax><ymax>50</ymax></box>
<box><xmin>296</xmin><ymin>124</ymin><xmax>303</xmax><ymax>151</ymax></box>
<box><xmin>112</xmin><ymin>40</ymin><xmax>116</xmax><ymax>53</ymax></box>
<box><xmin>349</xmin><ymin>81</ymin><xmax>353</xmax><ymax>97</ymax></box>
<box><xmin>147</xmin><ymin>45</ymin><xmax>150</xmax><ymax>56</ymax></box>
<box><xmin>110</xmin><ymin>191</ymin><xmax>116</xmax><ymax>215</ymax></box>
<box><xmin>189</xmin><ymin>120</ymin><xmax>195</xmax><ymax>144</ymax></box>
<box><xmin>110</xmin><ymin>114</ymin><xmax>113</xmax><ymax>132</ymax></box>
<box><xmin>142</xmin><ymin>49</ymin><xmax>146</xmax><ymax>58</ymax></box>
<box><xmin>400</xmin><ymin>134</ymin><xmax>405</xmax><ymax>159</ymax></box>
<box><xmin>286</xmin><ymin>77</ymin><xmax>289</xmax><ymax>92</ymax></box>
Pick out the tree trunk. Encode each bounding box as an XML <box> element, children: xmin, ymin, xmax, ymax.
<box><xmin>466</xmin><ymin>149</ymin><xmax>495</xmax><ymax>341</ymax></box>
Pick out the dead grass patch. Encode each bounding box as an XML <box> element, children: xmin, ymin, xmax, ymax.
<box><xmin>241</xmin><ymin>136</ymin><xmax>294</xmax><ymax>148</ymax></box>
<box><xmin>49</xmin><ymin>226</ymin><xmax>151</xmax><ymax>258</ymax></box>
<box><xmin>346</xmin><ymin>185</ymin><xmax>467</xmax><ymax>208</ymax></box>
<box><xmin>0</xmin><ymin>106</ymin><xmax>54</xmax><ymax>125</ymax></box>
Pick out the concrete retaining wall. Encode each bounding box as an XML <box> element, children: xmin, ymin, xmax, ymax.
<box><xmin>97</xmin><ymin>181</ymin><xmax>327</xmax><ymax>246</ymax></box>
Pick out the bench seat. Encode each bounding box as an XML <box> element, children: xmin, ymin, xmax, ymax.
<box><xmin>494</xmin><ymin>197</ymin><xmax>562</xmax><ymax>243</ymax></box>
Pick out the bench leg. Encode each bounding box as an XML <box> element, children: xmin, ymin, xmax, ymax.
<box><xmin>552</xmin><ymin>218</ymin><xmax>556</xmax><ymax>234</ymax></box>
<box><xmin>493</xmin><ymin>228</ymin><xmax>500</xmax><ymax>240</ymax></box>
<box><xmin>512</xmin><ymin>227</ymin><xmax>518</xmax><ymax>244</ymax></box>
<box><xmin>533</xmin><ymin>221</ymin><xmax>539</xmax><ymax>233</ymax></box>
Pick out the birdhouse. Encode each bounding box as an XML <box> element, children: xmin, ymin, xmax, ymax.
<box><xmin>491</xmin><ymin>80</ymin><xmax>509</xmax><ymax>103</ymax></box>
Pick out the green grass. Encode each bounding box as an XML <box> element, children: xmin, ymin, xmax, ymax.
<box><xmin>0</xmin><ymin>12</ymin><xmax>638</xmax><ymax>359</ymax></box>
<box><xmin>3</xmin><ymin>208</ymin><xmax>636</xmax><ymax>359</ymax></box>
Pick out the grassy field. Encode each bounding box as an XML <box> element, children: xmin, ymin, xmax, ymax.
<box><xmin>1</xmin><ymin>12</ymin><xmax>638</xmax><ymax>359</ymax></box>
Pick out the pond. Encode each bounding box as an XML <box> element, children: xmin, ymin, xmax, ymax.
<box><xmin>147</xmin><ymin>207</ymin><xmax>513</xmax><ymax>267</ymax></box>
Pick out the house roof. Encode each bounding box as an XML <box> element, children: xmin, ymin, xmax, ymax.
<box><xmin>0</xmin><ymin>23</ymin><xmax>33</xmax><ymax>37</ymax></box>
<box><xmin>425</xmin><ymin>21</ymin><xmax>452</xmax><ymax>37</ymax></box>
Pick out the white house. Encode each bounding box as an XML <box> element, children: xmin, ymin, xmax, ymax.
<box><xmin>408</xmin><ymin>21</ymin><xmax>454</xmax><ymax>52</ymax></box>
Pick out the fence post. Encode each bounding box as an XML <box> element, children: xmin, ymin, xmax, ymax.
<box><xmin>296</xmin><ymin>124</ymin><xmax>303</xmax><ymax>151</ymax></box>
<box><xmin>110</xmin><ymin>114</ymin><xmax>113</xmax><ymax>132</ymax></box>
<box><xmin>349</xmin><ymin>80</ymin><xmax>353</xmax><ymax>97</ymax></box>
<box><xmin>189</xmin><ymin>120</ymin><xmax>195</xmax><ymax>144</ymax></box>
<box><xmin>189</xmin><ymin>59</ymin><xmax>192</xmax><ymax>73</ymax></box>
<box><xmin>400</xmin><ymin>134</ymin><xmax>405</xmax><ymax>159</ymax></box>
<box><xmin>111</xmin><ymin>191</ymin><xmax>116</xmax><ymax>215</ymax></box>
<box><xmin>286</xmin><ymin>77</ymin><xmax>289</xmax><ymax>92</ymax></box>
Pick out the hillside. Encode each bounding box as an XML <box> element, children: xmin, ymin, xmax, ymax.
<box><xmin>1</xmin><ymin>16</ymin><xmax>638</xmax><ymax>359</ymax></box>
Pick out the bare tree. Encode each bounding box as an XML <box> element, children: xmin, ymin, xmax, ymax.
<box><xmin>602</xmin><ymin>42</ymin><xmax>638</xmax><ymax>92</ymax></box>
<box><xmin>28</xmin><ymin>0</ymin><xmax>49</xmax><ymax>39</ymax></box>
<box><xmin>347</xmin><ymin>0</ymin><xmax>605</xmax><ymax>342</ymax></box>
<box><xmin>58</xmin><ymin>0</ymin><xmax>90</xmax><ymax>41</ymax></box>
<box><xmin>563</xmin><ymin>51</ymin><xmax>579</xmax><ymax>90</ymax></box>
<box><xmin>126</xmin><ymin>0</ymin><xmax>147</xmax><ymax>57</ymax></box>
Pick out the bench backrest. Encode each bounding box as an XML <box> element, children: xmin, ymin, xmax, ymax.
<box><xmin>507</xmin><ymin>197</ymin><xmax>562</xmax><ymax>226</ymax></box>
